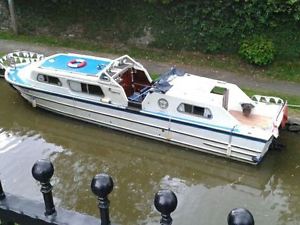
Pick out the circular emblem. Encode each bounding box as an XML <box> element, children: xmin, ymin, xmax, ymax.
<box><xmin>37</xmin><ymin>74</ymin><xmax>45</xmax><ymax>82</ymax></box>
<box><xmin>158</xmin><ymin>98</ymin><xmax>168</xmax><ymax>109</ymax></box>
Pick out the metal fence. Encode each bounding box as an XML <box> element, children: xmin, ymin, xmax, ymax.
<box><xmin>0</xmin><ymin>159</ymin><xmax>254</xmax><ymax>225</ymax></box>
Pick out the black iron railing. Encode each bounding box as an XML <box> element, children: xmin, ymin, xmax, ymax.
<box><xmin>0</xmin><ymin>159</ymin><xmax>254</xmax><ymax>225</ymax></box>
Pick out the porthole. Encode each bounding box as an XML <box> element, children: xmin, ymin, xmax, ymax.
<box><xmin>37</xmin><ymin>74</ymin><xmax>45</xmax><ymax>82</ymax></box>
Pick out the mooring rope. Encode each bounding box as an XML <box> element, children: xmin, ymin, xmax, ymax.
<box><xmin>288</xmin><ymin>104</ymin><xmax>300</xmax><ymax>108</ymax></box>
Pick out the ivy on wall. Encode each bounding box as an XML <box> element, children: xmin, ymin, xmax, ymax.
<box><xmin>147</xmin><ymin>0</ymin><xmax>300</xmax><ymax>53</ymax></box>
<box><xmin>12</xmin><ymin>0</ymin><xmax>300</xmax><ymax>62</ymax></box>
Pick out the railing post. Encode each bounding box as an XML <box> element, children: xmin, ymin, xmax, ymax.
<box><xmin>154</xmin><ymin>190</ymin><xmax>178</xmax><ymax>225</ymax></box>
<box><xmin>227</xmin><ymin>208</ymin><xmax>254</xmax><ymax>225</ymax></box>
<box><xmin>91</xmin><ymin>173</ymin><xmax>114</xmax><ymax>225</ymax></box>
<box><xmin>32</xmin><ymin>159</ymin><xmax>56</xmax><ymax>216</ymax></box>
<box><xmin>0</xmin><ymin>179</ymin><xmax>5</xmax><ymax>200</ymax></box>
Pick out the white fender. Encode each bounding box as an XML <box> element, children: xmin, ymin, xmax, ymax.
<box><xmin>32</xmin><ymin>99</ymin><xmax>37</xmax><ymax>108</ymax></box>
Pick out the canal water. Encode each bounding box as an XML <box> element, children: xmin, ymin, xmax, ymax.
<box><xmin>0</xmin><ymin>80</ymin><xmax>299</xmax><ymax>225</ymax></box>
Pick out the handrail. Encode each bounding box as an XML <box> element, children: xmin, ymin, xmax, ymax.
<box><xmin>275</xmin><ymin>100</ymin><xmax>287</xmax><ymax>122</ymax></box>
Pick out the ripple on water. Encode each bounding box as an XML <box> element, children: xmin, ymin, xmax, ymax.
<box><xmin>0</xmin><ymin>130</ymin><xmax>23</xmax><ymax>154</ymax></box>
<box><xmin>0</xmin><ymin>128</ymin><xmax>64</xmax><ymax>200</ymax></box>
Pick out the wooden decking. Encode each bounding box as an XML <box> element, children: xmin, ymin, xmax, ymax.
<box><xmin>229</xmin><ymin>110</ymin><xmax>272</xmax><ymax>128</ymax></box>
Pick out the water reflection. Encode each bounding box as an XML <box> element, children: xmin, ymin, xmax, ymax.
<box><xmin>0</xmin><ymin>81</ymin><xmax>299</xmax><ymax>225</ymax></box>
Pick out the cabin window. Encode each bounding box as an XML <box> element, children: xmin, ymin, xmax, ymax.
<box><xmin>69</xmin><ymin>80</ymin><xmax>104</xmax><ymax>97</ymax></box>
<box><xmin>81</xmin><ymin>83</ymin><xmax>88</xmax><ymax>93</ymax></box>
<box><xmin>69</xmin><ymin>81</ymin><xmax>81</xmax><ymax>92</ymax></box>
<box><xmin>37</xmin><ymin>74</ymin><xmax>62</xmax><ymax>86</ymax></box>
<box><xmin>177</xmin><ymin>103</ymin><xmax>212</xmax><ymax>119</ymax></box>
<box><xmin>88</xmin><ymin>84</ymin><xmax>104</xmax><ymax>96</ymax></box>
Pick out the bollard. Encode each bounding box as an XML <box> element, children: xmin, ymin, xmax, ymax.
<box><xmin>154</xmin><ymin>190</ymin><xmax>178</xmax><ymax>225</ymax></box>
<box><xmin>227</xmin><ymin>208</ymin><xmax>255</xmax><ymax>225</ymax></box>
<box><xmin>91</xmin><ymin>173</ymin><xmax>114</xmax><ymax>225</ymax></box>
<box><xmin>0</xmin><ymin>179</ymin><xmax>5</xmax><ymax>200</ymax></box>
<box><xmin>32</xmin><ymin>159</ymin><xmax>56</xmax><ymax>216</ymax></box>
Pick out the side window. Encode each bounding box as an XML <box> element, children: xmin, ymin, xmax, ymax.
<box><xmin>69</xmin><ymin>81</ymin><xmax>104</xmax><ymax>97</ymax></box>
<box><xmin>184</xmin><ymin>104</ymin><xmax>193</xmax><ymax>114</ymax></box>
<box><xmin>177</xmin><ymin>103</ymin><xmax>212</xmax><ymax>119</ymax></box>
<box><xmin>193</xmin><ymin>106</ymin><xmax>205</xmax><ymax>116</ymax></box>
<box><xmin>81</xmin><ymin>83</ymin><xmax>88</xmax><ymax>93</ymax></box>
<box><xmin>37</xmin><ymin>74</ymin><xmax>62</xmax><ymax>86</ymax></box>
<box><xmin>69</xmin><ymin>80</ymin><xmax>81</xmax><ymax>92</ymax></box>
<box><xmin>88</xmin><ymin>84</ymin><xmax>104</xmax><ymax>96</ymax></box>
<box><xmin>48</xmin><ymin>76</ymin><xmax>61</xmax><ymax>85</ymax></box>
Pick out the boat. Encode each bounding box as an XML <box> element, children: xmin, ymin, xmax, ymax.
<box><xmin>4</xmin><ymin>51</ymin><xmax>288</xmax><ymax>165</ymax></box>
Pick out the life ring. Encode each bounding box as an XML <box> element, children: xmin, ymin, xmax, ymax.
<box><xmin>67</xmin><ymin>59</ymin><xmax>86</xmax><ymax>68</ymax></box>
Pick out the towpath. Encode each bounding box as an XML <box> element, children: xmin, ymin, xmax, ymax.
<box><xmin>0</xmin><ymin>39</ymin><xmax>299</xmax><ymax>97</ymax></box>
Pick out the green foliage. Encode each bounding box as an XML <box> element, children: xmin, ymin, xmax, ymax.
<box><xmin>144</xmin><ymin>0</ymin><xmax>173</xmax><ymax>4</ymax></box>
<box><xmin>13</xmin><ymin>0</ymin><xmax>300</xmax><ymax>58</ymax></box>
<box><xmin>239</xmin><ymin>36</ymin><xmax>275</xmax><ymax>66</ymax></box>
<box><xmin>154</xmin><ymin>0</ymin><xmax>300</xmax><ymax>53</ymax></box>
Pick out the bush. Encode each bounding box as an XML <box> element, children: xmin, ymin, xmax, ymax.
<box><xmin>239</xmin><ymin>36</ymin><xmax>276</xmax><ymax>66</ymax></box>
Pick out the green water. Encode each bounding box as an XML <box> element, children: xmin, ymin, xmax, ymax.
<box><xmin>0</xmin><ymin>81</ymin><xmax>299</xmax><ymax>225</ymax></box>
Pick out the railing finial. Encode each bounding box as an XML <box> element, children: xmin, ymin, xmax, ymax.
<box><xmin>32</xmin><ymin>159</ymin><xmax>56</xmax><ymax>216</ymax></box>
<box><xmin>227</xmin><ymin>208</ymin><xmax>254</xmax><ymax>225</ymax></box>
<box><xmin>91</xmin><ymin>173</ymin><xmax>114</xmax><ymax>225</ymax></box>
<box><xmin>154</xmin><ymin>189</ymin><xmax>178</xmax><ymax>225</ymax></box>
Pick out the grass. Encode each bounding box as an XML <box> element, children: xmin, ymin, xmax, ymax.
<box><xmin>1</xmin><ymin>31</ymin><xmax>300</xmax><ymax>83</ymax></box>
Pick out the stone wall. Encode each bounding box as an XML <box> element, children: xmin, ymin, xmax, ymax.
<box><xmin>0</xmin><ymin>1</ymin><xmax>10</xmax><ymax>31</ymax></box>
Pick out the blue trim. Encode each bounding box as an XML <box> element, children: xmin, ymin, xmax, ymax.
<box><xmin>16</xmin><ymin>85</ymin><xmax>267</xmax><ymax>143</ymax></box>
<box><xmin>143</xmin><ymin>110</ymin><xmax>239</xmax><ymax>132</ymax></box>
<box><xmin>7</xmin><ymin>65</ymin><xmax>30</xmax><ymax>85</ymax></box>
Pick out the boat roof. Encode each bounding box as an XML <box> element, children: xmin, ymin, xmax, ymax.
<box><xmin>166</xmin><ymin>73</ymin><xmax>231</xmax><ymax>100</ymax></box>
<box><xmin>39</xmin><ymin>53</ymin><xmax>112</xmax><ymax>76</ymax></box>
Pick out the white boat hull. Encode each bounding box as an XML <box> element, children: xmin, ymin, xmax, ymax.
<box><xmin>15</xmin><ymin>85</ymin><xmax>272</xmax><ymax>165</ymax></box>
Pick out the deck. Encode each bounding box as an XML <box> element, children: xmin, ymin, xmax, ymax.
<box><xmin>229</xmin><ymin>110</ymin><xmax>272</xmax><ymax>128</ymax></box>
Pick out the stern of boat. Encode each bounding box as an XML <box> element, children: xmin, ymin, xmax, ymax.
<box><xmin>251</xmin><ymin>95</ymin><xmax>288</xmax><ymax>138</ymax></box>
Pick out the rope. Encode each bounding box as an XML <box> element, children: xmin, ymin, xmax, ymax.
<box><xmin>288</xmin><ymin>104</ymin><xmax>300</xmax><ymax>108</ymax></box>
